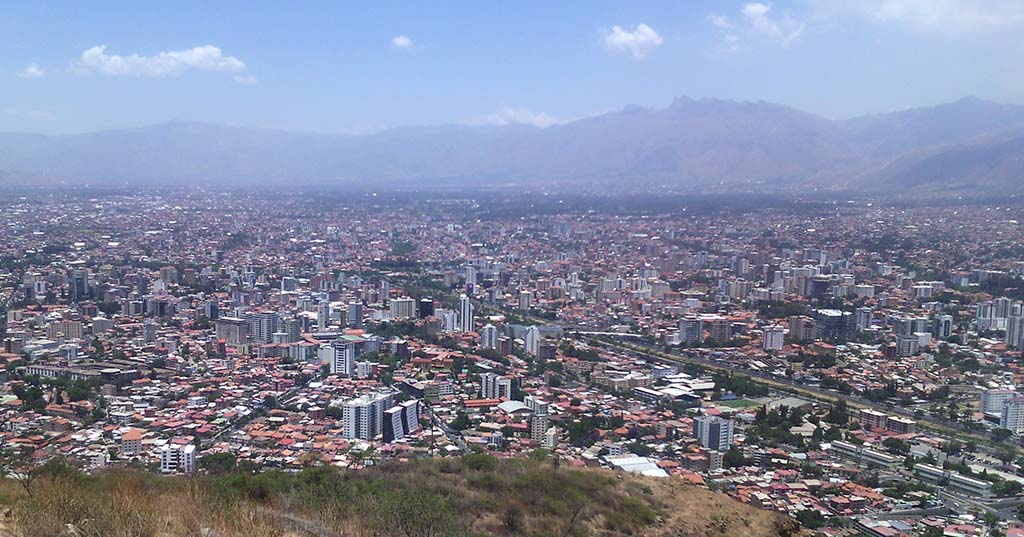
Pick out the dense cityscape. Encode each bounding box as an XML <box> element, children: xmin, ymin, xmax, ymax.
<box><xmin>2</xmin><ymin>190</ymin><xmax>1024</xmax><ymax>535</ymax></box>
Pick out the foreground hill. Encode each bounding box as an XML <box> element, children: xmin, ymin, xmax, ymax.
<box><xmin>1</xmin><ymin>96</ymin><xmax>1023</xmax><ymax>193</ymax></box>
<box><xmin>0</xmin><ymin>455</ymin><xmax>801</xmax><ymax>537</ymax></box>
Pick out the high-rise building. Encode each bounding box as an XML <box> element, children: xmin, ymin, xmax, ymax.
<box><xmin>317</xmin><ymin>301</ymin><xmax>331</xmax><ymax>330</ymax></box>
<box><xmin>247</xmin><ymin>311</ymin><xmax>280</xmax><ymax>344</ymax></box>
<box><xmin>705</xmin><ymin>316</ymin><xmax>732</xmax><ymax>345</ymax></box>
<box><xmin>693</xmin><ymin>415</ymin><xmax>734</xmax><ymax>452</ymax></box>
<box><xmin>812</xmin><ymin>309</ymin><xmax>855</xmax><ymax>342</ymax></box>
<box><xmin>523</xmin><ymin>326</ymin><xmax>541</xmax><ymax>356</ymax></box>
<box><xmin>389</xmin><ymin>296</ymin><xmax>416</xmax><ymax>320</ymax></box>
<box><xmin>341</xmin><ymin>391</ymin><xmax>395</xmax><ymax>440</ymax></box>
<box><xmin>418</xmin><ymin>298</ymin><xmax>435</xmax><ymax>319</ymax></box>
<box><xmin>981</xmin><ymin>389</ymin><xmax>1017</xmax><ymax>416</ymax></box>
<box><xmin>143</xmin><ymin>321</ymin><xmax>157</xmax><ymax>343</ymax></box>
<box><xmin>459</xmin><ymin>294</ymin><xmax>474</xmax><ymax>333</ymax></box>
<box><xmin>519</xmin><ymin>290</ymin><xmax>532</xmax><ymax>311</ymax></box>
<box><xmin>1001</xmin><ymin>397</ymin><xmax>1024</xmax><ymax>434</ymax></box>
<box><xmin>679</xmin><ymin>316</ymin><xmax>703</xmax><ymax>346</ymax></box>
<box><xmin>215</xmin><ymin>317</ymin><xmax>248</xmax><ymax>346</ymax></box>
<box><xmin>524</xmin><ymin>395</ymin><xmax>549</xmax><ymax>416</ymax></box>
<box><xmin>530</xmin><ymin>414</ymin><xmax>549</xmax><ymax>444</ymax></box>
<box><xmin>479</xmin><ymin>323</ymin><xmax>498</xmax><ymax>350</ymax></box>
<box><xmin>383</xmin><ymin>399</ymin><xmax>421</xmax><ymax>442</ymax></box>
<box><xmin>1007</xmin><ymin>316</ymin><xmax>1024</xmax><ymax>348</ymax></box>
<box><xmin>347</xmin><ymin>301</ymin><xmax>364</xmax><ymax>328</ymax></box>
<box><xmin>934</xmin><ymin>314</ymin><xmax>954</xmax><ymax>340</ymax></box>
<box><xmin>762</xmin><ymin>325</ymin><xmax>784</xmax><ymax>351</ymax></box>
<box><xmin>479</xmin><ymin>372</ymin><xmax>512</xmax><ymax>400</ymax></box>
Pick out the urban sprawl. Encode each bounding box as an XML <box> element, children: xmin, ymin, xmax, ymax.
<box><xmin>4</xmin><ymin>191</ymin><xmax>1024</xmax><ymax>536</ymax></box>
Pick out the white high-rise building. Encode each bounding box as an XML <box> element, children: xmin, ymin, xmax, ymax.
<box><xmin>1001</xmin><ymin>397</ymin><xmax>1024</xmax><ymax>434</ymax></box>
<box><xmin>389</xmin><ymin>296</ymin><xmax>416</xmax><ymax>321</ymax></box>
<box><xmin>341</xmin><ymin>391</ymin><xmax>394</xmax><ymax>440</ymax></box>
<box><xmin>459</xmin><ymin>294</ymin><xmax>474</xmax><ymax>332</ymax></box>
<box><xmin>762</xmin><ymin>325</ymin><xmax>784</xmax><ymax>351</ymax></box>
<box><xmin>524</xmin><ymin>326</ymin><xmax>541</xmax><ymax>356</ymax></box>
<box><xmin>479</xmin><ymin>324</ymin><xmax>498</xmax><ymax>350</ymax></box>
<box><xmin>479</xmin><ymin>372</ymin><xmax>512</xmax><ymax>400</ymax></box>
<box><xmin>982</xmin><ymin>389</ymin><xmax>1017</xmax><ymax>416</ymax></box>
<box><xmin>693</xmin><ymin>415</ymin><xmax>734</xmax><ymax>452</ymax></box>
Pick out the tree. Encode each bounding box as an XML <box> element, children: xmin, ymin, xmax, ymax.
<box><xmin>795</xmin><ymin>510</ymin><xmax>826</xmax><ymax>529</ymax></box>
<box><xmin>723</xmin><ymin>448</ymin><xmax>747</xmax><ymax>468</ymax></box>
<box><xmin>993</xmin><ymin>428</ymin><xmax>1014</xmax><ymax>442</ymax></box>
<box><xmin>996</xmin><ymin>444</ymin><xmax>1018</xmax><ymax>466</ymax></box>
<box><xmin>263</xmin><ymin>395</ymin><xmax>279</xmax><ymax>409</ymax></box>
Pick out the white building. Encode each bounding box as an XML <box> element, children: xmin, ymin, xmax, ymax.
<box><xmin>523</xmin><ymin>326</ymin><xmax>541</xmax><ymax>356</ymax></box>
<box><xmin>160</xmin><ymin>443</ymin><xmax>196</xmax><ymax>474</ymax></box>
<box><xmin>341</xmin><ymin>391</ymin><xmax>394</xmax><ymax>440</ymax></box>
<box><xmin>762</xmin><ymin>325</ymin><xmax>784</xmax><ymax>351</ymax></box>
<box><xmin>389</xmin><ymin>296</ymin><xmax>416</xmax><ymax>321</ymax></box>
<box><xmin>459</xmin><ymin>294</ymin><xmax>474</xmax><ymax>333</ymax></box>
<box><xmin>1001</xmin><ymin>396</ymin><xmax>1024</xmax><ymax>434</ymax></box>
<box><xmin>479</xmin><ymin>324</ymin><xmax>498</xmax><ymax>350</ymax></box>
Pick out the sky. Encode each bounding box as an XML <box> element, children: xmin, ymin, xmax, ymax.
<box><xmin>2</xmin><ymin>0</ymin><xmax>1024</xmax><ymax>134</ymax></box>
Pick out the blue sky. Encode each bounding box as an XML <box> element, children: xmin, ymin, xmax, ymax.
<box><xmin>2</xmin><ymin>1</ymin><xmax>1023</xmax><ymax>134</ymax></box>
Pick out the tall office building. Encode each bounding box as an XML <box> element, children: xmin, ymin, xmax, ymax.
<box><xmin>418</xmin><ymin>298</ymin><xmax>435</xmax><ymax>319</ymax></box>
<box><xmin>68</xmin><ymin>268</ymin><xmax>90</xmax><ymax>303</ymax></box>
<box><xmin>459</xmin><ymin>294</ymin><xmax>474</xmax><ymax>332</ymax></box>
<box><xmin>693</xmin><ymin>415</ymin><xmax>734</xmax><ymax>452</ymax></box>
<box><xmin>341</xmin><ymin>391</ymin><xmax>394</xmax><ymax>440</ymax></box>
<box><xmin>934</xmin><ymin>314</ymin><xmax>954</xmax><ymax>340</ymax></box>
<box><xmin>479</xmin><ymin>323</ymin><xmax>498</xmax><ymax>350</ymax></box>
<box><xmin>812</xmin><ymin>309</ymin><xmax>855</xmax><ymax>342</ymax></box>
<box><xmin>347</xmin><ymin>300</ymin><xmax>364</xmax><ymax>327</ymax></box>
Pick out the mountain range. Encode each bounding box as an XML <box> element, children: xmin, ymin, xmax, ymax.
<box><xmin>1</xmin><ymin>96</ymin><xmax>1022</xmax><ymax>192</ymax></box>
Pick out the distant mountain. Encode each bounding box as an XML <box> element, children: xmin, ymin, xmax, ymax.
<box><xmin>0</xmin><ymin>96</ymin><xmax>1022</xmax><ymax>192</ymax></box>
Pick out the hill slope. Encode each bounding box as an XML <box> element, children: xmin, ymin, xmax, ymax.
<box><xmin>0</xmin><ymin>456</ymin><xmax>802</xmax><ymax>537</ymax></box>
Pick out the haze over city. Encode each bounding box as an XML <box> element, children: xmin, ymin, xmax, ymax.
<box><xmin>4</xmin><ymin>3</ymin><xmax>1024</xmax><ymax>537</ymax></box>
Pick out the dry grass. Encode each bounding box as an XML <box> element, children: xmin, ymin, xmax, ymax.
<box><xmin>0</xmin><ymin>457</ymin><xmax>801</xmax><ymax>537</ymax></box>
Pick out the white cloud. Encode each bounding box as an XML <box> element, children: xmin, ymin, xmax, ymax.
<box><xmin>476</xmin><ymin>107</ymin><xmax>562</xmax><ymax>128</ymax></box>
<box><xmin>16</xmin><ymin>63</ymin><xmax>45</xmax><ymax>79</ymax></box>
<box><xmin>742</xmin><ymin>2</ymin><xmax>804</xmax><ymax>43</ymax></box>
<box><xmin>814</xmin><ymin>0</ymin><xmax>1024</xmax><ymax>34</ymax></box>
<box><xmin>604</xmin><ymin>23</ymin><xmax>663</xmax><ymax>59</ymax></box>
<box><xmin>234</xmin><ymin>74</ymin><xmax>258</xmax><ymax>85</ymax></box>
<box><xmin>708</xmin><ymin>14</ymin><xmax>734</xmax><ymax>29</ymax></box>
<box><xmin>391</xmin><ymin>35</ymin><xmax>413</xmax><ymax>49</ymax></box>
<box><xmin>73</xmin><ymin>45</ymin><xmax>248</xmax><ymax>78</ymax></box>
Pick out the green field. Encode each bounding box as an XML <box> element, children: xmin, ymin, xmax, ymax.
<box><xmin>719</xmin><ymin>399</ymin><xmax>760</xmax><ymax>408</ymax></box>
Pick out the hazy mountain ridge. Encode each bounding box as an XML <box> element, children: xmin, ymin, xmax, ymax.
<box><xmin>0</xmin><ymin>96</ymin><xmax>1021</xmax><ymax>191</ymax></box>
